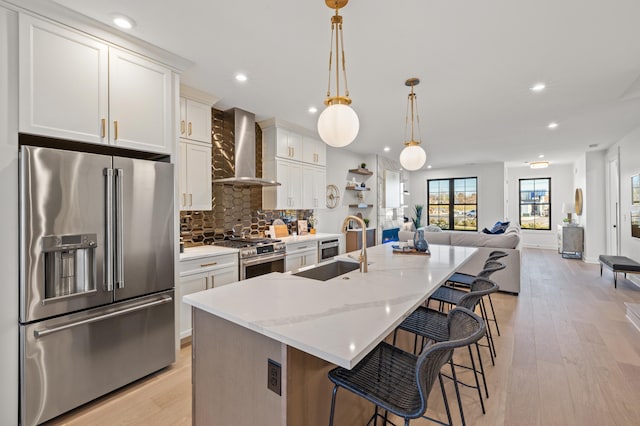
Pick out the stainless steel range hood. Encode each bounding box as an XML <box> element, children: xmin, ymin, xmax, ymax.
<box><xmin>212</xmin><ymin>108</ymin><xmax>280</xmax><ymax>187</ymax></box>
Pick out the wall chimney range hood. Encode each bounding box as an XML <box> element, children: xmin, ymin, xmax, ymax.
<box><xmin>212</xmin><ymin>108</ymin><xmax>280</xmax><ymax>187</ymax></box>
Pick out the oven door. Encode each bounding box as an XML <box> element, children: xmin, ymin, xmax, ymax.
<box><xmin>241</xmin><ymin>253</ymin><xmax>286</xmax><ymax>280</ymax></box>
<box><xmin>319</xmin><ymin>240</ymin><xmax>340</xmax><ymax>263</ymax></box>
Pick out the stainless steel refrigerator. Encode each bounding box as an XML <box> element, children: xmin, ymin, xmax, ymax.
<box><xmin>19</xmin><ymin>145</ymin><xmax>175</xmax><ymax>426</ymax></box>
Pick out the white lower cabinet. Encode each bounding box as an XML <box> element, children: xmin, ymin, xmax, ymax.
<box><xmin>285</xmin><ymin>242</ymin><xmax>318</xmax><ymax>272</ymax></box>
<box><xmin>179</xmin><ymin>253</ymin><xmax>238</xmax><ymax>339</ymax></box>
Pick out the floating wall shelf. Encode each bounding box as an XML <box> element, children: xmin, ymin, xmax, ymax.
<box><xmin>345</xmin><ymin>186</ymin><xmax>370</xmax><ymax>191</ymax></box>
<box><xmin>348</xmin><ymin>204</ymin><xmax>373</xmax><ymax>208</ymax></box>
<box><xmin>348</xmin><ymin>168</ymin><xmax>373</xmax><ymax>176</ymax></box>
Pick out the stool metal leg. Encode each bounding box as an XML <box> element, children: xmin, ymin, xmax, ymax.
<box><xmin>329</xmin><ymin>385</ymin><xmax>339</xmax><ymax>426</ymax></box>
<box><xmin>438</xmin><ymin>373</ymin><xmax>453</xmax><ymax>426</ymax></box>
<box><xmin>449</xmin><ymin>359</ymin><xmax>466</xmax><ymax>426</ymax></box>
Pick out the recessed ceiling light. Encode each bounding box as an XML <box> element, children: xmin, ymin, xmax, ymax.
<box><xmin>547</xmin><ymin>122</ymin><xmax>558</xmax><ymax>129</ymax></box>
<box><xmin>530</xmin><ymin>82</ymin><xmax>546</xmax><ymax>92</ymax></box>
<box><xmin>112</xmin><ymin>15</ymin><xmax>135</xmax><ymax>29</ymax></box>
<box><xmin>427</xmin><ymin>165</ymin><xmax>432</xmax><ymax>169</ymax></box>
<box><xmin>538</xmin><ymin>154</ymin><xmax>544</xmax><ymax>158</ymax></box>
<box><xmin>308</xmin><ymin>106</ymin><xmax>318</xmax><ymax>114</ymax></box>
<box><xmin>383</xmin><ymin>147</ymin><xmax>390</xmax><ymax>152</ymax></box>
<box><xmin>235</xmin><ymin>73</ymin><xmax>248</xmax><ymax>82</ymax></box>
<box><xmin>589</xmin><ymin>143</ymin><xmax>598</xmax><ymax>148</ymax></box>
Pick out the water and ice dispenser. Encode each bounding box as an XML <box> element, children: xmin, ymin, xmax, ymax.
<box><xmin>42</xmin><ymin>234</ymin><xmax>97</xmax><ymax>299</ymax></box>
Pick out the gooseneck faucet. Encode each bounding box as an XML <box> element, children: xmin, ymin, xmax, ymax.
<box><xmin>341</xmin><ymin>215</ymin><xmax>368</xmax><ymax>273</ymax></box>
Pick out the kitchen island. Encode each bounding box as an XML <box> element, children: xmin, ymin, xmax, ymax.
<box><xmin>184</xmin><ymin>242</ymin><xmax>477</xmax><ymax>425</ymax></box>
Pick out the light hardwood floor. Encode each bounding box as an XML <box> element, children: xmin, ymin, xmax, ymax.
<box><xmin>47</xmin><ymin>248</ymin><xmax>640</xmax><ymax>425</ymax></box>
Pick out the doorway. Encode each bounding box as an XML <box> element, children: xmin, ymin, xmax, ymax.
<box><xmin>606</xmin><ymin>155</ymin><xmax>620</xmax><ymax>255</ymax></box>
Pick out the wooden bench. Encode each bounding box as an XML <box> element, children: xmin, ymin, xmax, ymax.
<box><xmin>599</xmin><ymin>255</ymin><xmax>640</xmax><ymax>288</ymax></box>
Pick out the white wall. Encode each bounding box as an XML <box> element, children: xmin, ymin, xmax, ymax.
<box><xmin>584</xmin><ymin>151</ymin><xmax>607</xmax><ymax>262</ymax></box>
<box><xmin>410</xmin><ymin>162</ymin><xmax>505</xmax><ymax>232</ymax></box>
<box><xmin>505</xmin><ymin>164</ymin><xmax>573</xmax><ymax>249</ymax></box>
<box><xmin>316</xmin><ymin>148</ymin><xmax>377</xmax><ymax>235</ymax></box>
<box><xmin>0</xmin><ymin>6</ymin><xmax>19</xmax><ymax>425</ymax></box>
<box><xmin>608</xmin><ymin>125</ymin><xmax>640</xmax><ymax>285</ymax></box>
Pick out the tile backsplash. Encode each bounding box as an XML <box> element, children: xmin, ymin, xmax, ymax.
<box><xmin>180</xmin><ymin>108</ymin><xmax>312</xmax><ymax>246</ymax></box>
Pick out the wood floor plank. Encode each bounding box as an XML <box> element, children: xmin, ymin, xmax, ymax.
<box><xmin>42</xmin><ymin>248</ymin><xmax>640</xmax><ymax>425</ymax></box>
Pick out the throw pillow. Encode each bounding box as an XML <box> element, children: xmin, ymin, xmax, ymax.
<box><xmin>483</xmin><ymin>221</ymin><xmax>510</xmax><ymax>234</ymax></box>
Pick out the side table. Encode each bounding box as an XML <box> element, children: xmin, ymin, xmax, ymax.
<box><xmin>557</xmin><ymin>225</ymin><xmax>584</xmax><ymax>259</ymax></box>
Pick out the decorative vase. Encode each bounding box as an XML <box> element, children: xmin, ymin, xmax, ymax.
<box><xmin>413</xmin><ymin>229</ymin><xmax>429</xmax><ymax>252</ymax></box>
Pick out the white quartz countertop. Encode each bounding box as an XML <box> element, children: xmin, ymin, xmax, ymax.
<box><xmin>184</xmin><ymin>243</ymin><xmax>477</xmax><ymax>369</ymax></box>
<box><xmin>278</xmin><ymin>233</ymin><xmax>341</xmax><ymax>244</ymax></box>
<box><xmin>179</xmin><ymin>245</ymin><xmax>239</xmax><ymax>261</ymax></box>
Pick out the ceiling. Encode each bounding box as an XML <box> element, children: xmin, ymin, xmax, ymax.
<box><xmin>48</xmin><ymin>0</ymin><xmax>640</xmax><ymax>169</ymax></box>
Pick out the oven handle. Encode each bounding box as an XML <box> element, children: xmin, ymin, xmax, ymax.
<box><xmin>241</xmin><ymin>253</ymin><xmax>286</xmax><ymax>267</ymax></box>
<box><xmin>320</xmin><ymin>241</ymin><xmax>340</xmax><ymax>249</ymax></box>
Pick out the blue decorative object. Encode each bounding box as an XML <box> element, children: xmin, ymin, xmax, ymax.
<box><xmin>413</xmin><ymin>229</ymin><xmax>429</xmax><ymax>252</ymax></box>
<box><xmin>483</xmin><ymin>221</ymin><xmax>510</xmax><ymax>234</ymax></box>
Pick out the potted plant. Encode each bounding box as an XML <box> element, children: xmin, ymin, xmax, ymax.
<box><xmin>363</xmin><ymin>218</ymin><xmax>370</xmax><ymax>228</ymax></box>
<box><xmin>412</xmin><ymin>204</ymin><xmax>424</xmax><ymax>230</ymax></box>
<box><xmin>360</xmin><ymin>162</ymin><xmax>367</xmax><ymax>169</ymax></box>
<box><xmin>309</xmin><ymin>214</ymin><xmax>317</xmax><ymax>234</ymax></box>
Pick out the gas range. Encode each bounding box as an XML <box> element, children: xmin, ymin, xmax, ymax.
<box><xmin>213</xmin><ymin>238</ymin><xmax>286</xmax><ymax>259</ymax></box>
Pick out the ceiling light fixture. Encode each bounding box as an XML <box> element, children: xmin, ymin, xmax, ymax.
<box><xmin>530</xmin><ymin>82</ymin><xmax>546</xmax><ymax>92</ymax></box>
<box><xmin>112</xmin><ymin>15</ymin><xmax>135</xmax><ymax>30</ymax></box>
<box><xmin>399</xmin><ymin>78</ymin><xmax>426</xmax><ymax>171</ymax></box>
<box><xmin>235</xmin><ymin>73</ymin><xmax>248</xmax><ymax>82</ymax></box>
<box><xmin>538</xmin><ymin>154</ymin><xmax>544</xmax><ymax>158</ymax></box>
<box><xmin>308</xmin><ymin>106</ymin><xmax>318</xmax><ymax>114</ymax></box>
<box><xmin>383</xmin><ymin>147</ymin><xmax>390</xmax><ymax>152</ymax></box>
<box><xmin>530</xmin><ymin>161</ymin><xmax>549</xmax><ymax>169</ymax></box>
<box><xmin>317</xmin><ymin>0</ymin><xmax>359</xmax><ymax>148</ymax></box>
<box><xmin>547</xmin><ymin>122</ymin><xmax>558</xmax><ymax>129</ymax></box>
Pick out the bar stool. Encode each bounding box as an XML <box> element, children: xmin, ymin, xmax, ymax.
<box><xmin>445</xmin><ymin>251</ymin><xmax>508</xmax><ymax>337</ymax></box>
<box><xmin>328</xmin><ymin>307</ymin><xmax>485</xmax><ymax>426</ymax></box>
<box><xmin>394</xmin><ymin>278</ymin><xmax>498</xmax><ymax>425</ymax></box>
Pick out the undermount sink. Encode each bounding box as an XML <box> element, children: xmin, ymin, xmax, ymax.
<box><xmin>293</xmin><ymin>260</ymin><xmax>361</xmax><ymax>281</ymax></box>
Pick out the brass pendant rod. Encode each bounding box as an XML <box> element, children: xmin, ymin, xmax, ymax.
<box><xmin>339</xmin><ymin>21</ymin><xmax>349</xmax><ymax>97</ymax></box>
<box><xmin>326</xmin><ymin>20</ymin><xmax>335</xmax><ymax>98</ymax></box>
<box><xmin>335</xmin><ymin>9</ymin><xmax>341</xmax><ymax>99</ymax></box>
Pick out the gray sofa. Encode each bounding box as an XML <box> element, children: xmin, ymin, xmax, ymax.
<box><xmin>398</xmin><ymin>226</ymin><xmax>521</xmax><ymax>294</ymax></box>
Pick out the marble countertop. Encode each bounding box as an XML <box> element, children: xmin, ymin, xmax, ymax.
<box><xmin>183</xmin><ymin>243</ymin><xmax>477</xmax><ymax>368</ymax></box>
<box><xmin>278</xmin><ymin>233</ymin><xmax>342</xmax><ymax>244</ymax></box>
<box><xmin>179</xmin><ymin>245</ymin><xmax>239</xmax><ymax>261</ymax></box>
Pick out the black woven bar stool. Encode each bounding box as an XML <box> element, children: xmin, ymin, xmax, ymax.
<box><xmin>444</xmin><ymin>251</ymin><xmax>508</xmax><ymax>337</ymax></box>
<box><xmin>328</xmin><ymin>308</ymin><xmax>485</xmax><ymax>426</ymax></box>
<box><xmin>434</xmin><ymin>267</ymin><xmax>503</xmax><ymax>363</ymax></box>
<box><xmin>394</xmin><ymin>279</ymin><xmax>497</xmax><ymax>425</ymax></box>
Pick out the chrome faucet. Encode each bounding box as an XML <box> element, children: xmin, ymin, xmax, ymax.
<box><xmin>341</xmin><ymin>215</ymin><xmax>368</xmax><ymax>273</ymax></box>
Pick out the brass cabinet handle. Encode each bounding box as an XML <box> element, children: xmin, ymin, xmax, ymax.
<box><xmin>188</xmin><ymin>122</ymin><xmax>192</xmax><ymax>136</ymax></box>
<box><xmin>180</xmin><ymin>120</ymin><xmax>186</xmax><ymax>135</ymax></box>
<box><xmin>200</xmin><ymin>261</ymin><xmax>218</xmax><ymax>268</ymax></box>
<box><xmin>189</xmin><ymin>193</ymin><xmax>193</xmax><ymax>207</ymax></box>
<box><xmin>182</xmin><ymin>193</ymin><xmax>187</xmax><ymax>207</ymax></box>
<box><xmin>114</xmin><ymin>120</ymin><xmax>119</xmax><ymax>140</ymax></box>
<box><xmin>101</xmin><ymin>118</ymin><xmax>106</xmax><ymax>138</ymax></box>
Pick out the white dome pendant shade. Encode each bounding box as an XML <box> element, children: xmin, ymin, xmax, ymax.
<box><xmin>318</xmin><ymin>0</ymin><xmax>359</xmax><ymax>148</ymax></box>
<box><xmin>317</xmin><ymin>103</ymin><xmax>360</xmax><ymax>147</ymax></box>
<box><xmin>400</xmin><ymin>143</ymin><xmax>427</xmax><ymax>171</ymax></box>
<box><xmin>399</xmin><ymin>77</ymin><xmax>426</xmax><ymax>171</ymax></box>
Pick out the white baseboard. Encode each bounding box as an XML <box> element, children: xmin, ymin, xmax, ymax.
<box><xmin>521</xmin><ymin>244</ymin><xmax>557</xmax><ymax>250</ymax></box>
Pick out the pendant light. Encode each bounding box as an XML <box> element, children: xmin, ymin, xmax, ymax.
<box><xmin>317</xmin><ymin>0</ymin><xmax>359</xmax><ymax>148</ymax></box>
<box><xmin>399</xmin><ymin>78</ymin><xmax>427</xmax><ymax>171</ymax></box>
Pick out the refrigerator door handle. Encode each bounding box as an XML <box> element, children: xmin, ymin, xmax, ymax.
<box><xmin>33</xmin><ymin>295</ymin><xmax>173</xmax><ymax>338</ymax></box>
<box><xmin>104</xmin><ymin>168</ymin><xmax>114</xmax><ymax>291</ymax></box>
<box><xmin>115</xmin><ymin>168</ymin><xmax>125</xmax><ymax>289</ymax></box>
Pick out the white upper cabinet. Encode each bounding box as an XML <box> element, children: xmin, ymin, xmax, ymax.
<box><xmin>263</xmin><ymin>158</ymin><xmax>303</xmax><ymax>210</ymax></box>
<box><xmin>302</xmin><ymin>165</ymin><xmax>326</xmax><ymax>210</ymax></box>
<box><xmin>269</xmin><ymin>127</ymin><xmax>302</xmax><ymax>161</ymax></box>
<box><xmin>19</xmin><ymin>14</ymin><xmax>108</xmax><ymax>144</ymax></box>
<box><xmin>108</xmin><ymin>48</ymin><xmax>172</xmax><ymax>153</ymax></box>
<box><xmin>302</xmin><ymin>136</ymin><xmax>326</xmax><ymax>166</ymax></box>
<box><xmin>179</xmin><ymin>140</ymin><xmax>212</xmax><ymax>211</ymax></box>
<box><xmin>19</xmin><ymin>14</ymin><xmax>173</xmax><ymax>154</ymax></box>
<box><xmin>179</xmin><ymin>98</ymin><xmax>212</xmax><ymax>144</ymax></box>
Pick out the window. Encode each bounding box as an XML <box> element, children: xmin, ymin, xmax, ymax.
<box><xmin>519</xmin><ymin>178</ymin><xmax>551</xmax><ymax>230</ymax></box>
<box><xmin>427</xmin><ymin>177</ymin><xmax>477</xmax><ymax>231</ymax></box>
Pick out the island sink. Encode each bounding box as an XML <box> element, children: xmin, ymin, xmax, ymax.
<box><xmin>293</xmin><ymin>260</ymin><xmax>360</xmax><ymax>281</ymax></box>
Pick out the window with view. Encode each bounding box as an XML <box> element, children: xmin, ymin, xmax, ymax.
<box><xmin>519</xmin><ymin>178</ymin><xmax>551</xmax><ymax>230</ymax></box>
<box><xmin>427</xmin><ymin>177</ymin><xmax>477</xmax><ymax>231</ymax></box>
